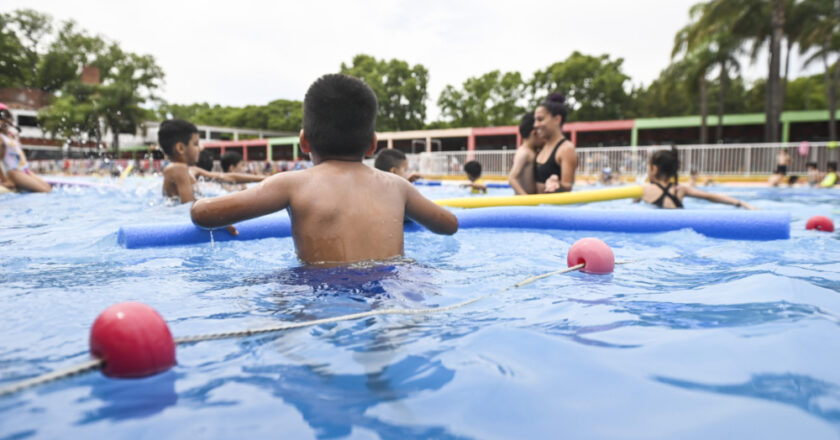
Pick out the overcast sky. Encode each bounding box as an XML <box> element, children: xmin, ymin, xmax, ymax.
<box><xmin>4</xmin><ymin>0</ymin><xmax>822</xmax><ymax>121</ymax></box>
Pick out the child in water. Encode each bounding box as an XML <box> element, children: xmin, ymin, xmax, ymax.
<box><xmin>373</xmin><ymin>148</ymin><xmax>421</xmax><ymax>182</ymax></box>
<box><xmin>637</xmin><ymin>148</ymin><xmax>755</xmax><ymax>210</ymax></box>
<box><xmin>820</xmin><ymin>162</ymin><xmax>837</xmax><ymax>188</ymax></box>
<box><xmin>461</xmin><ymin>160</ymin><xmax>487</xmax><ymax>194</ymax></box>
<box><xmin>191</xmin><ymin>74</ymin><xmax>458</xmax><ymax>265</ymax></box>
<box><xmin>159</xmin><ymin>119</ymin><xmax>265</xmax><ymax>203</ymax></box>
<box><xmin>0</xmin><ymin>103</ymin><xmax>51</xmax><ymax>193</ymax></box>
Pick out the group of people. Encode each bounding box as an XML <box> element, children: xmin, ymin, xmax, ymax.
<box><xmin>769</xmin><ymin>148</ymin><xmax>837</xmax><ymax>188</ymax></box>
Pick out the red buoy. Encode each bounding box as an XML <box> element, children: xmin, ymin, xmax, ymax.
<box><xmin>90</xmin><ymin>302</ymin><xmax>176</xmax><ymax>378</ymax></box>
<box><xmin>567</xmin><ymin>238</ymin><xmax>615</xmax><ymax>274</ymax></box>
<box><xmin>806</xmin><ymin>215</ymin><xmax>834</xmax><ymax>233</ymax></box>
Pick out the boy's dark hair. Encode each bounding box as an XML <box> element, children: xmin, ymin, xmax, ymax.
<box><xmin>374</xmin><ymin>148</ymin><xmax>406</xmax><ymax>172</ymax></box>
<box><xmin>806</xmin><ymin>162</ymin><xmax>818</xmax><ymax>169</ymax></box>
<box><xmin>519</xmin><ymin>112</ymin><xmax>536</xmax><ymax>139</ymax></box>
<box><xmin>303</xmin><ymin>74</ymin><xmax>377</xmax><ymax>158</ymax></box>
<box><xmin>650</xmin><ymin>147</ymin><xmax>680</xmax><ymax>184</ymax></box>
<box><xmin>828</xmin><ymin>162</ymin><xmax>838</xmax><ymax>172</ymax></box>
<box><xmin>464</xmin><ymin>160</ymin><xmax>482</xmax><ymax>179</ymax></box>
<box><xmin>540</xmin><ymin>93</ymin><xmax>569</xmax><ymax>126</ymax></box>
<box><xmin>196</xmin><ymin>150</ymin><xmax>214</xmax><ymax>171</ymax></box>
<box><xmin>158</xmin><ymin>119</ymin><xmax>199</xmax><ymax>157</ymax></box>
<box><xmin>221</xmin><ymin>151</ymin><xmax>243</xmax><ymax>172</ymax></box>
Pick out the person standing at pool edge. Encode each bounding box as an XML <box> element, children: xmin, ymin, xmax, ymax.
<box><xmin>159</xmin><ymin>119</ymin><xmax>265</xmax><ymax>203</ymax></box>
<box><xmin>191</xmin><ymin>74</ymin><xmax>458</xmax><ymax>264</ymax></box>
<box><xmin>507</xmin><ymin>112</ymin><xmax>544</xmax><ymax>195</ymax></box>
<box><xmin>533</xmin><ymin>94</ymin><xmax>577</xmax><ymax>193</ymax></box>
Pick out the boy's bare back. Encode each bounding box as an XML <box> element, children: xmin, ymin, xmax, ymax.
<box><xmin>191</xmin><ymin>160</ymin><xmax>456</xmax><ymax>264</ymax></box>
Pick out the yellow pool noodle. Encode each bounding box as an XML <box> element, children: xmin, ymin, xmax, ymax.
<box><xmin>435</xmin><ymin>185</ymin><xmax>644</xmax><ymax>208</ymax></box>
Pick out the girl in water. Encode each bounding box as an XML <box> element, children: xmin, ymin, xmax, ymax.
<box><xmin>0</xmin><ymin>104</ymin><xmax>51</xmax><ymax>193</ymax></box>
<box><xmin>638</xmin><ymin>148</ymin><xmax>755</xmax><ymax>210</ymax></box>
<box><xmin>532</xmin><ymin>94</ymin><xmax>577</xmax><ymax>193</ymax></box>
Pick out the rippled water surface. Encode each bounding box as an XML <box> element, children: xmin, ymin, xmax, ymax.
<box><xmin>1</xmin><ymin>178</ymin><xmax>839</xmax><ymax>439</ymax></box>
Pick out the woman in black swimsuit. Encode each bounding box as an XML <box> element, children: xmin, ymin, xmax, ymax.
<box><xmin>638</xmin><ymin>148</ymin><xmax>755</xmax><ymax>210</ymax></box>
<box><xmin>532</xmin><ymin>94</ymin><xmax>577</xmax><ymax>193</ymax></box>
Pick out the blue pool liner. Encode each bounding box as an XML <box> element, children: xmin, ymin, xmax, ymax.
<box><xmin>414</xmin><ymin>179</ymin><xmax>510</xmax><ymax>188</ymax></box>
<box><xmin>118</xmin><ymin>207</ymin><xmax>790</xmax><ymax>249</ymax></box>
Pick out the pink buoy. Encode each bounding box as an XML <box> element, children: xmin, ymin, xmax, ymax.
<box><xmin>90</xmin><ymin>302</ymin><xmax>176</xmax><ymax>378</ymax></box>
<box><xmin>567</xmin><ymin>238</ymin><xmax>615</xmax><ymax>274</ymax></box>
<box><xmin>806</xmin><ymin>215</ymin><xmax>834</xmax><ymax>233</ymax></box>
<box><xmin>798</xmin><ymin>141</ymin><xmax>810</xmax><ymax>157</ymax></box>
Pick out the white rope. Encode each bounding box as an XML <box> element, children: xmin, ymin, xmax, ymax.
<box><xmin>0</xmin><ymin>263</ymin><xmax>589</xmax><ymax>397</ymax></box>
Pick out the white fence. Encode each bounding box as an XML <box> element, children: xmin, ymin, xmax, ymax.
<box><xmin>405</xmin><ymin>142</ymin><xmax>837</xmax><ymax>177</ymax></box>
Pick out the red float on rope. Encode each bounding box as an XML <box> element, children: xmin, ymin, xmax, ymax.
<box><xmin>89</xmin><ymin>302</ymin><xmax>176</xmax><ymax>378</ymax></box>
<box><xmin>567</xmin><ymin>238</ymin><xmax>615</xmax><ymax>274</ymax></box>
<box><xmin>806</xmin><ymin>215</ymin><xmax>834</xmax><ymax>233</ymax></box>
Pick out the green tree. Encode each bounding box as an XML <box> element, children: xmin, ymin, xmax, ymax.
<box><xmin>673</xmin><ymin>4</ymin><xmax>742</xmax><ymax>142</ymax></box>
<box><xmin>798</xmin><ymin>0</ymin><xmax>840</xmax><ymax>141</ymax></box>
<box><xmin>340</xmin><ymin>54</ymin><xmax>428</xmax><ymax>131</ymax></box>
<box><xmin>691</xmin><ymin>0</ymin><xmax>795</xmax><ymax>141</ymax></box>
<box><xmin>436</xmin><ymin>70</ymin><xmax>525</xmax><ymax>127</ymax></box>
<box><xmin>528</xmin><ymin>52</ymin><xmax>632</xmax><ymax>122</ymax></box>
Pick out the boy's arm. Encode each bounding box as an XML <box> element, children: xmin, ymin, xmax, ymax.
<box><xmin>191</xmin><ymin>173</ymin><xmax>293</xmax><ymax>228</ymax></box>
<box><xmin>192</xmin><ymin>168</ymin><xmax>263</xmax><ymax>184</ymax></box>
<box><xmin>507</xmin><ymin>151</ymin><xmax>530</xmax><ymax>195</ymax></box>
<box><xmin>404</xmin><ymin>183</ymin><xmax>458</xmax><ymax>235</ymax></box>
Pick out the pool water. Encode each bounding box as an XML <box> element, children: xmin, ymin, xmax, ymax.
<box><xmin>1</xmin><ymin>178</ymin><xmax>840</xmax><ymax>439</ymax></box>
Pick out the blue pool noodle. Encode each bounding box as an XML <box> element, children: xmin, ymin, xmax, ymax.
<box><xmin>118</xmin><ymin>207</ymin><xmax>790</xmax><ymax>249</ymax></box>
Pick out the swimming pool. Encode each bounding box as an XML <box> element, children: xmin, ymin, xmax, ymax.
<box><xmin>1</xmin><ymin>179</ymin><xmax>839</xmax><ymax>439</ymax></box>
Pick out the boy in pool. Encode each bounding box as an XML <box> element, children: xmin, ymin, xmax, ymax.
<box><xmin>191</xmin><ymin>74</ymin><xmax>458</xmax><ymax>264</ymax></box>
<box><xmin>806</xmin><ymin>162</ymin><xmax>821</xmax><ymax>187</ymax></box>
<box><xmin>159</xmin><ymin>119</ymin><xmax>265</xmax><ymax>203</ymax></box>
<box><xmin>636</xmin><ymin>148</ymin><xmax>755</xmax><ymax>210</ymax></box>
<box><xmin>461</xmin><ymin>160</ymin><xmax>487</xmax><ymax>194</ymax></box>
<box><xmin>373</xmin><ymin>148</ymin><xmax>421</xmax><ymax>182</ymax></box>
<box><xmin>507</xmin><ymin>112</ymin><xmax>544</xmax><ymax>195</ymax></box>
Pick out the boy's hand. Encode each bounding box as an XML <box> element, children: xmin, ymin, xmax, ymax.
<box><xmin>407</xmin><ymin>172</ymin><xmax>422</xmax><ymax>182</ymax></box>
<box><xmin>225</xmin><ymin>225</ymin><xmax>239</xmax><ymax>236</ymax></box>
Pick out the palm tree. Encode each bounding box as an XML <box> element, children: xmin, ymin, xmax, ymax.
<box><xmin>798</xmin><ymin>0</ymin><xmax>840</xmax><ymax>142</ymax></box>
<box><xmin>693</xmin><ymin>0</ymin><xmax>792</xmax><ymax>142</ymax></box>
<box><xmin>673</xmin><ymin>5</ymin><xmax>742</xmax><ymax>143</ymax></box>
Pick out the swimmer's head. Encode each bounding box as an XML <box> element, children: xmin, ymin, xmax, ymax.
<box><xmin>221</xmin><ymin>151</ymin><xmax>244</xmax><ymax>173</ymax></box>
<box><xmin>158</xmin><ymin>119</ymin><xmax>200</xmax><ymax>164</ymax></box>
<box><xmin>649</xmin><ymin>147</ymin><xmax>679</xmax><ymax>184</ymax></box>
<box><xmin>806</xmin><ymin>162</ymin><xmax>818</xmax><ymax>171</ymax></box>
<box><xmin>464</xmin><ymin>160</ymin><xmax>482</xmax><ymax>181</ymax></box>
<box><xmin>0</xmin><ymin>103</ymin><xmax>11</xmax><ymax>125</ymax></box>
<box><xmin>374</xmin><ymin>148</ymin><xmax>408</xmax><ymax>176</ymax></box>
<box><xmin>302</xmin><ymin>74</ymin><xmax>377</xmax><ymax>161</ymax></box>
<box><xmin>534</xmin><ymin>93</ymin><xmax>568</xmax><ymax>139</ymax></box>
<box><xmin>828</xmin><ymin>162</ymin><xmax>837</xmax><ymax>173</ymax></box>
<box><xmin>196</xmin><ymin>150</ymin><xmax>214</xmax><ymax>171</ymax></box>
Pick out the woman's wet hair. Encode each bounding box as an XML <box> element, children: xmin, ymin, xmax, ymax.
<box><xmin>539</xmin><ymin>93</ymin><xmax>568</xmax><ymax>126</ymax></box>
<box><xmin>650</xmin><ymin>147</ymin><xmax>680</xmax><ymax>184</ymax></box>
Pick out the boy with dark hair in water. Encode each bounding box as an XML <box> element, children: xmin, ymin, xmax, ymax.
<box><xmin>820</xmin><ymin>162</ymin><xmax>838</xmax><ymax>188</ymax></box>
<box><xmin>462</xmin><ymin>160</ymin><xmax>487</xmax><ymax>194</ymax></box>
<box><xmin>221</xmin><ymin>151</ymin><xmax>244</xmax><ymax>173</ymax></box>
<box><xmin>507</xmin><ymin>112</ymin><xmax>544</xmax><ymax>195</ymax></box>
<box><xmin>374</xmin><ymin>148</ymin><xmax>421</xmax><ymax>182</ymax></box>
<box><xmin>191</xmin><ymin>74</ymin><xmax>458</xmax><ymax>264</ymax></box>
<box><xmin>159</xmin><ymin>119</ymin><xmax>264</xmax><ymax>203</ymax></box>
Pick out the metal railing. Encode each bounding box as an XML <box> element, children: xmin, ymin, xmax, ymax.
<box><xmin>405</xmin><ymin>142</ymin><xmax>837</xmax><ymax>177</ymax></box>
<box><xmin>29</xmin><ymin>142</ymin><xmax>837</xmax><ymax>178</ymax></box>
